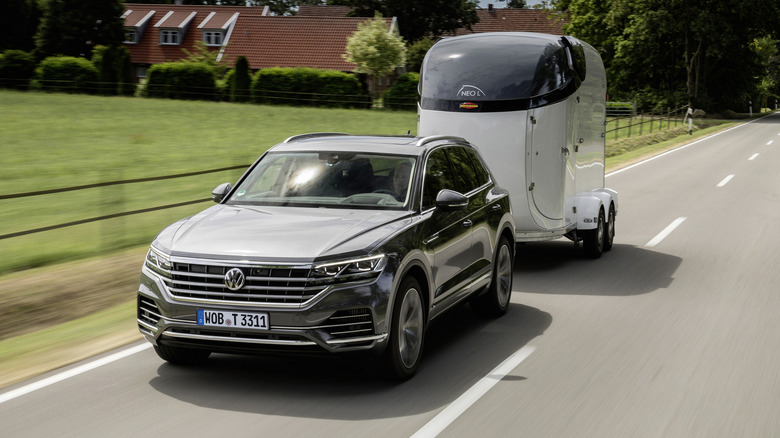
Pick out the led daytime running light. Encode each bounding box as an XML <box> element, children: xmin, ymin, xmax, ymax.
<box><xmin>313</xmin><ymin>254</ymin><xmax>385</xmax><ymax>277</ymax></box>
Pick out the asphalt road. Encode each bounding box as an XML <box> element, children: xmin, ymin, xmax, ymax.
<box><xmin>2</xmin><ymin>114</ymin><xmax>779</xmax><ymax>437</ymax></box>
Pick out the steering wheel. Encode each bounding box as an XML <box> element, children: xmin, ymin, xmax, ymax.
<box><xmin>372</xmin><ymin>188</ymin><xmax>398</xmax><ymax>196</ymax></box>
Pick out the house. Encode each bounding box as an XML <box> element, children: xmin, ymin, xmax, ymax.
<box><xmin>122</xmin><ymin>3</ymin><xmax>399</xmax><ymax>91</ymax></box>
<box><xmin>452</xmin><ymin>4</ymin><xmax>567</xmax><ymax>35</ymax></box>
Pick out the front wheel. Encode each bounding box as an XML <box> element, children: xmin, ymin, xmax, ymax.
<box><xmin>383</xmin><ymin>276</ymin><xmax>426</xmax><ymax>380</ymax></box>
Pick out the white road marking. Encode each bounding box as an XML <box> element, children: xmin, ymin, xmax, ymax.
<box><xmin>749</xmin><ymin>153</ymin><xmax>759</xmax><ymax>161</ymax></box>
<box><xmin>411</xmin><ymin>345</ymin><xmax>536</xmax><ymax>438</ymax></box>
<box><xmin>645</xmin><ymin>217</ymin><xmax>687</xmax><ymax>248</ymax></box>
<box><xmin>768</xmin><ymin>140</ymin><xmax>774</xmax><ymax>145</ymax></box>
<box><xmin>717</xmin><ymin>175</ymin><xmax>735</xmax><ymax>187</ymax></box>
<box><xmin>0</xmin><ymin>343</ymin><xmax>152</xmax><ymax>404</ymax></box>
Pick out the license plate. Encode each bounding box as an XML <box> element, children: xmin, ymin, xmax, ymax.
<box><xmin>197</xmin><ymin>309</ymin><xmax>269</xmax><ymax>330</ymax></box>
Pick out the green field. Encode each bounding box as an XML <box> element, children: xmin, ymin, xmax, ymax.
<box><xmin>0</xmin><ymin>90</ymin><xmax>418</xmax><ymax>274</ymax></box>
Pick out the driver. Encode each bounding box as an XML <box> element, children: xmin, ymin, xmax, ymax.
<box><xmin>392</xmin><ymin>161</ymin><xmax>412</xmax><ymax>201</ymax></box>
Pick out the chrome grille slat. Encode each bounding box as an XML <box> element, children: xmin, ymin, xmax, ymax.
<box><xmin>165</xmin><ymin>261</ymin><xmax>316</xmax><ymax>305</ymax></box>
<box><xmin>169</xmin><ymin>287</ymin><xmax>322</xmax><ymax>301</ymax></box>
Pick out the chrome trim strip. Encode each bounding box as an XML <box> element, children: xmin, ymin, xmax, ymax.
<box><xmin>165</xmin><ymin>293</ymin><xmax>321</xmax><ymax>308</ymax></box>
<box><xmin>137</xmin><ymin>319</ymin><xmax>157</xmax><ymax>333</ymax></box>
<box><xmin>162</xmin><ymin>330</ymin><xmax>318</xmax><ymax>346</ymax></box>
<box><xmin>326</xmin><ymin>334</ymin><xmax>387</xmax><ymax>345</ymax></box>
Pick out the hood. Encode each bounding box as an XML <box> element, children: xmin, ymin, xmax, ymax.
<box><xmin>153</xmin><ymin>204</ymin><xmax>411</xmax><ymax>262</ymax></box>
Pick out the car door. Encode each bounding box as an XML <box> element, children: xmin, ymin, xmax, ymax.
<box><xmin>421</xmin><ymin>147</ymin><xmax>475</xmax><ymax>303</ymax></box>
<box><xmin>448</xmin><ymin>146</ymin><xmax>495</xmax><ymax>285</ymax></box>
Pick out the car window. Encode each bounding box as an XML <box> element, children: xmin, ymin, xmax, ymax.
<box><xmin>226</xmin><ymin>152</ymin><xmax>416</xmax><ymax>209</ymax></box>
<box><xmin>449</xmin><ymin>147</ymin><xmax>489</xmax><ymax>194</ymax></box>
<box><xmin>422</xmin><ymin>148</ymin><xmax>456</xmax><ymax>210</ymax></box>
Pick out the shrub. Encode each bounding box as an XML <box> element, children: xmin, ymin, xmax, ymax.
<box><xmin>383</xmin><ymin>72</ymin><xmax>419</xmax><ymax>110</ymax></box>
<box><xmin>146</xmin><ymin>62</ymin><xmax>216</xmax><ymax>100</ymax></box>
<box><xmin>38</xmin><ymin>56</ymin><xmax>100</xmax><ymax>94</ymax></box>
<box><xmin>252</xmin><ymin>67</ymin><xmax>370</xmax><ymax>108</ymax></box>
<box><xmin>0</xmin><ymin>50</ymin><xmax>37</xmax><ymax>90</ymax></box>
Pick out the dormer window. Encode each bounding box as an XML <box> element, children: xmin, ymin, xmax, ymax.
<box><xmin>124</xmin><ymin>29</ymin><xmax>137</xmax><ymax>44</ymax></box>
<box><xmin>160</xmin><ymin>30</ymin><xmax>180</xmax><ymax>45</ymax></box>
<box><xmin>155</xmin><ymin>11</ymin><xmax>196</xmax><ymax>46</ymax></box>
<box><xmin>203</xmin><ymin>31</ymin><xmax>224</xmax><ymax>46</ymax></box>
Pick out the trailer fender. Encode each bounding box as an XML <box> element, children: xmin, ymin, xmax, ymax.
<box><xmin>573</xmin><ymin>194</ymin><xmax>602</xmax><ymax>231</ymax></box>
<box><xmin>573</xmin><ymin>189</ymin><xmax>618</xmax><ymax>231</ymax></box>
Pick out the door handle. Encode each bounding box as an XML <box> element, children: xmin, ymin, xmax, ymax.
<box><xmin>491</xmin><ymin>204</ymin><xmax>502</xmax><ymax>212</ymax></box>
<box><xmin>462</xmin><ymin>220</ymin><xmax>473</xmax><ymax>228</ymax></box>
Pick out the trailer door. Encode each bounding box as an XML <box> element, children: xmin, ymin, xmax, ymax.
<box><xmin>528</xmin><ymin>104</ymin><xmax>567</xmax><ymax>221</ymax></box>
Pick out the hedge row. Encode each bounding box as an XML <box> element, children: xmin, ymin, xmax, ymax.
<box><xmin>250</xmin><ymin>67</ymin><xmax>371</xmax><ymax>108</ymax></box>
<box><xmin>383</xmin><ymin>72</ymin><xmax>419</xmax><ymax>110</ymax></box>
<box><xmin>1</xmin><ymin>50</ymin><xmax>412</xmax><ymax>110</ymax></box>
<box><xmin>0</xmin><ymin>48</ymin><xmax>135</xmax><ymax>95</ymax></box>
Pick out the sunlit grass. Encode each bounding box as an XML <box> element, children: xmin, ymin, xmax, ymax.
<box><xmin>0</xmin><ymin>90</ymin><xmax>417</xmax><ymax>274</ymax></box>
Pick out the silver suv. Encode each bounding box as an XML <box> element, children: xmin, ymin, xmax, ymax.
<box><xmin>138</xmin><ymin>134</ymin><xmax>515</xmax><ymax>379</ymax></box>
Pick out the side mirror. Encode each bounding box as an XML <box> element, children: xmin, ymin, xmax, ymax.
<box><xmin>211</xmin><ymin>182</ymin><xmax>232</xmax><ymax>203</ymax></box>
<box><xmin>435</xmin><ymin>189</ymin><xmax>468</xmax><ymax>210</ymax></box>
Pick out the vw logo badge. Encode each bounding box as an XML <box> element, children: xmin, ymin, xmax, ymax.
<box><xmin>224</xmin><ymin>268</ymin><xmax>245</xmax><ymax>291</ymax></box>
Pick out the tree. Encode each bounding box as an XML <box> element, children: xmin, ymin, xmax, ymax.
<box><xmin>405</xmin><ymin>38</ymin><xmax>434</xmax><ymax>73</ymax></box>
<box><xmin>564</xmin><ymin>0</ymin><xmax>780</xmax><ymax>111</ymax></box>
<box><xmin>506</xmin><ymin>0</ymin><xmax>528</xmax><ymax>8</ymax></box>
<box><xmin>231</xmin><ymin>55</ymin><xmax>251</xmax><ymax>102</ymax></box>
<box><xmin>334</xmin><ymin>0</ymin><xmax>479</xmax><ymax>42</ymax></box>
<box><xmin>0</xmin><ymin>0</ymin><xmax>41</xmax><ymax>52</ymax></box>
<box><xmin>35</xmin><ymin>0</ymin><xmax>125</xmax><ymax>59</ymax></box>
<box><xmin>343</xmin><ymin>14</ymin><xmax>406</xmax><ymax>100</ymax></box>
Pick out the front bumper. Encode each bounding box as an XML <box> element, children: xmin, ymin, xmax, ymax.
<box><xmin>137</xmin><ymin>263</ymin><xmax>392</xmax><ymax>355</ymax></box>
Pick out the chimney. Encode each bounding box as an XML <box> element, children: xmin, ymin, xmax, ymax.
<box><xmin>488</xmin><ymin>4</ymin><xmax>494</xmax><ymax>12</ymax></box>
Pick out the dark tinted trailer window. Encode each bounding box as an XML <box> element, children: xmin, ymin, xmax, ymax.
<box><xmin>421</xmin><ymin>34</ymin><xmax>573</xmax><ymax>101</ymax></box>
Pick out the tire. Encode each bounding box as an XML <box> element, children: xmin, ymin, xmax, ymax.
<box><xmin>583</xmin><ymin>208</ymin><xmax>605</xmax><ymax>259</ymax></box>
<box><xmin>472</xmin><ymin>237</ymin><xmax>513</xmax><ymax>317</ymax></box>
<box><xmin>603</xmin><ymin>204</ymin><xmax>615</xmax><ymax>252</ymax></box>
<box><xmin>383</xmin><ymin>276</ymin><xmax>425</xmax><ymax>380</ymax></box>
<box><xmin>153</xmin><ymin>344</ymin><xmax>210</xmax><ymax>365</ymax></box>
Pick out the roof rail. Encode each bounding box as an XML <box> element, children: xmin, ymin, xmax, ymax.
<box><xmin>415</xmin><ymin>135</ymin><xmax>467</xmax><ymax>147</ymax></box>
<box><xmin>283</xmin><ymin>133</ymin><xmax>351</xmax><ymax>143</ymax></box>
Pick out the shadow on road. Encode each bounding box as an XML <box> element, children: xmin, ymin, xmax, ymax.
<box><xmin>513</xmin><ymin>241</ymin><xmax>682</xmax><ymax>296</ymax></box>
<box><xmin>148</xmin><ymin>302</ymin><xmax>551</xmax><ymax>420</ymax></box>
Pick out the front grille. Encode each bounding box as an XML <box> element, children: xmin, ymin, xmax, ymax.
<box><xmin>138</xmin><ymin>296</ymin><xmax>162</xmax><ymax>326</ymax></box>
<box><xmin>162</xmin><ymin>263</ymin><xmax>324</xmax><ymax>305</ymax></box>
<box><xmin>321</xmin><ymin>308</ymin><xmax>374</xmax><ymax>339</ymax></box>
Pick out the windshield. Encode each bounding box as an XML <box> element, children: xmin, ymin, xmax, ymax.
<box><xmin>226</xmin><ymin>152</ymin><xmax>417</xmax><ymax>209</ymax></box>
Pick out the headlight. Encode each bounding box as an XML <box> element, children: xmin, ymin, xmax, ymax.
<box><xmin>145</xmin><ymin>247</ymin><xmax>173</xmax><ymax>277</ymax></box>
<box><xmin>312</xmin><ymin>254</ymin><xmax>386</xmax><ymax>282</ymax></box>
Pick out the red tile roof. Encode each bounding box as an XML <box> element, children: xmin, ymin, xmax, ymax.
<box><xmin>454</xmin><ymin>8</ymin><xmax>568</xmax><ymax>35</ymax></box>
<box><xmin>296</xmin><ymin>5</ymin><xmax>353</xmax><ymax>17</ymax></box>
<box><xmin>220</xmin><ymin>16</ymin><xmax>391</xmax><ymax>71</ymax></box>
<box><xmin>123</xmin><ymin>4</ymin><xmax>268</xmax><ymax>65</ymax></box>
<box><xmin>123</xmin><ymin>3</ymin><xmax>391</xmax><ymax>72</ymax></box>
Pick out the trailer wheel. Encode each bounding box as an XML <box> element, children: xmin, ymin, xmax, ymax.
<box><xmin>583</xmin><ymin>209</ymin><xmax>605</xmax><ymax>259</ymax></box>
<box><xmin>604</xmin><ymin>204</ymin><xmax>615</xmax><ymax>251</ymax></box>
